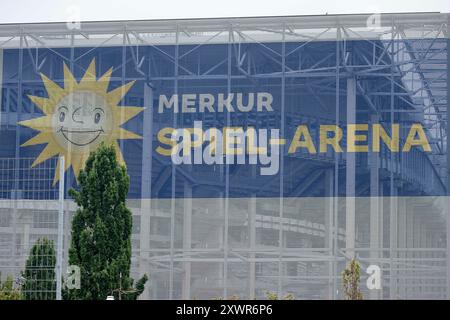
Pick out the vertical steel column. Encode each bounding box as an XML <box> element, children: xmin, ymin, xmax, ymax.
<box><xmin>324</xmin><ymin>169</ymin><xmax>334</xmax><ymax>299</ymax></box>
<box><xmin>222</xmin><ymin>24</ymin><xmax>232</xmax><ymax>299</ymax></box>
<box><xmin>139</xmin><ymin>79</ymin><xmax>153</xmax><ymax>299</ymax></box>
<box><xmin>12</xmin><ymin>31</ymin><xmax>24</xmax><ymax>274</ymax></box>
<box><xmin>277</xmin><ymin>23</ymin><xmax>286</xmax><ymax>297</ymax></box>
<box><xmin>369</xmin><ymin>114</ymin><xmax>381</xmax><ymax>299</ymax></box>
<box><xmin>169</xmin><ymin>25</ymin><xmax>179</xmax><ymax>300</ymax></box>
<box><xmin>0</xmin><ymin>49</ymin><xmax>3</xmax><ymax>125</ymax></box>
<box><xmin>389</xmin><ymin>19</ymin><xmax>398</xmax><ymax>299</ymax></box>
<box><xmin>62</xmin><ymin>34</ymin><xmax>76</xmax><ymax>278</ymax></box>
<box><xmin>419</xmin><ymin>212</ymin><xmax>426</xmax><ymax>297</ymax></box>
<box><xmin>346</xmin><ymin>76</ymin><xmax>356</xmax><ymax>255</ymax></box>
<box><xmin>413</xmin><ymin>210</ymin><xmax>420</xmax><ymax>297</ymax></box>
<box><xmin>249</xmin><ymin>195</ymin><xmax>256</xmax><ymax>299</ymax></box>
<box><xmin>182</xmin><ymin>183</ymin><xmax>192</xmax><ymax>299</ymax></box>
<box><xmin>333</xmin><ymin>25</ymin><xmax>341</xmax><ymax>299</ymax></box>
<box><xmin>56</xmin><ymin>156</ymin><xmax>65</xmax><ymax>300</ymax></box>
<box><xmin>397</xmin><ymin>198</ymin><xmax>407</xmax><ymax>298</ymax></box>
<box><xmin>446</xmin><ymin>23</ymin><xmax>450</xmax><ymax>299</ymax></box>
<box><xmin>120</xmin><ymin>27</ymin><xmax>127</xmax><ymax>150</ymax></box>
<box><xmin>406</xmin><ymin>201</ymin><xmax>414</xmax><ymax>298</ymax></box>
<box><xmin>23</xmin><ymin>224</ymin><xmax>30</xmax><ymax>261</ymax></box>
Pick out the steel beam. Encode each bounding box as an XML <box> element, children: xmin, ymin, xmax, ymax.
<box><xmin>346</xmin><ymin>76</ymin><xmax>356</xmax><ymax>255</ymax></box>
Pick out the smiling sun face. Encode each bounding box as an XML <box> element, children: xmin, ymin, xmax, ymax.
<box><xmin>19</xmin><ymin>59</ymin><xmax>143</xmax><ymax>185</ymax></box>
<box><xmin>53</xmin><ymin>91</ymin><xmax>112</xmax><ymax>148</ymax></box>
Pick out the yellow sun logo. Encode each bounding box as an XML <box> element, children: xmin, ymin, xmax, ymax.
<box><xmin>19</xmin><ymin>58</ymin><xmax>144</xmax><ymax>185</ymax></box>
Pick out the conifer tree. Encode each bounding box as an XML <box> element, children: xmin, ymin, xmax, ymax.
<box><xmin>65</xmin><ymin>143</ymin><xmax>147</xmax><ymax>300</ymax></box>
<box><xmin>22</xmin><ymin>237</ymin><xmax>56</xmax><ymax>300</ymax></box>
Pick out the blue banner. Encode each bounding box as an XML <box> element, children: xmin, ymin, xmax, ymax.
<box><xmin>0</xmin><ymin>41</ymin><xmax>445</xmax><ymax>199</ymax></box>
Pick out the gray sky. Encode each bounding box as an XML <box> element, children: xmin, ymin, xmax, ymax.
<box><xmin>0</xmin><ymin>0</ymin><xmax>449</xmax><ymax>24</ymax></box>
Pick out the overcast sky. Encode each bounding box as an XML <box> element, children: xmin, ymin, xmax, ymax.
<box><xmin>0</xmin><ymin>0</ymin><xmax>449</xmax><ymax>24</ymax></box>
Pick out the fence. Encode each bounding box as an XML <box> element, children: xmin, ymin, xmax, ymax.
<box><xmin>0</xmin><ymin>157</ymin><xmax>64</xmax><ymax>300</ymax></box>
<box><xmin>0</xmin><ymin>156</ymin><xmax>449</xmax><ymax>300</ymax></box>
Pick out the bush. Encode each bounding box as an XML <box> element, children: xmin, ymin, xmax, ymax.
<box><xmin>342</xmin><ymin>258</ymin><xmax>363</xmax><ymax>300</ymax></box>
<box><xmin>0</xmin><ymin>275</ymin><xmax>22</xmax><ymax>300</ymax></box>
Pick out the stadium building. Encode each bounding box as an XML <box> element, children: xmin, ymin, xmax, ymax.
<box><xmin>0</xmin><ymin>12</ymin><xmax>450</xmax><ymax>299</ymax></box>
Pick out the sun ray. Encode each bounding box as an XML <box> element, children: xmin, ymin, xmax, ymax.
<box><xmin>113</xmin><ymin>141</ymin><xmax>126</xmax><ymax>166</ymax></box>
<box><xmin>31</xmin><ymin>143</ymin><xmax>61</xmax><ymax>168</ymax></box>
<box><xmin>40</xmin><ymin>74</ymin><xmax>65</xmax><ymax>105</ymax></box>
<box><xmin>18</xmin><ymin>115</ymin><xmax>52</xmax><ymax>132</ymax></box>
<box><xmin>79</xmin><ymin>152</ymin><xmax>90</xmax><ymax>170</ymax></box>
<box><xmin>96</xmin><ymin>67</ymin><xmax>113</xmax><ymax>92</ymax></box>
<box><xmin>21</xmin><ymin>132</ymin><xmax>54</xmax><ymax>147</ymax></box>
<box><xmin>107</xmin><ymin>81</ymin><xmax>136</xmax><ymax>106</ymax></box>
<box><xmin>63</xmin><ymin>63</ymin><xmax>78</xmax><ymax>91</ymax></box>
<box><xmin>70</xmin><ymin>153</ymin><xmax>84</xmax><ymax>178</ymax></box>
<box><xmin>114</xmin><ymin>106</ymin><xmax>144</xmax><ymax>125</ymax></box>
<box><xmin>80</xmin><ymin>59</ymin><xmax>97</xmax><ymax>84</ymax></box>
<box><xmin>114</xmin><ymin>127</ymin><xmax>142</xmax><ymax>140</ymax></box>
<box><xmin>53</xmin><ymin>153</ymin><xmax>71</xmax><ymax>185</ymax></box>
<box><xmin>27</xmin><ymin>96</ymin><xmax>53</xmax><ymax>115</ymax></box>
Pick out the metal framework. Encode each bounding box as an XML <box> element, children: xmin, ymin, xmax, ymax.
<box><xmin>0</xmin><ymin>12</ymin><xmax>449</xmax><ymax>299</ymax></box>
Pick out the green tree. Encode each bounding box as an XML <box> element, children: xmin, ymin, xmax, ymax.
<box><xmin>0</xmin><ymin>274</ymin><xmax>22</xmax><ymax>300</ymax></box>
<box><xmin>342</xmin><ymin>258</ymin><xmax>363</xmax><ymax>300</ymax></box>
<box><xmin>266</xmin><ymin>291</ymin><xmax>295</xmax><ymax>300</ymax></box>
<box><xmin>65</xmin><ymin>143</ymin><xmax>147</xmax><ymax>300</ymax></box>
<box><xmin>22</xmin><ymin>237</ymin><xmax>56</xmax><ymax>300</ymax></box>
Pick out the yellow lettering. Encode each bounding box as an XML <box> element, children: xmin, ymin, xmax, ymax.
<box><xmin>156</xmin><ymin>127</ymin><xmax>177</xmax><ymax>156</ymax></box>
<box><xmin>347</xmin><ymin>124</ymin><xmax>368</xmax><ymax>152</ymax></box>
<box><xmin>246</xmin><ymin>127</ymin><xmax>267</xmax><ymax>155</ymax></box>
<box><xmin>403</xmin><ymin>123</ymin><xmax>431</xmax><ymax>152</ymax></box>
<box><xmin>372</xmin><ymin>124</ymin><xmax>399</xmax><ymax>152</ymax></box>
<box><xmin>320</xmin><ymin>125</ymin><xmax>343</xmax><ymax>153</ymax></box>
<box><xmin>288</xmin><ymin>125</ymin><xmax>317</xmax><ymax>154</ymax></box>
